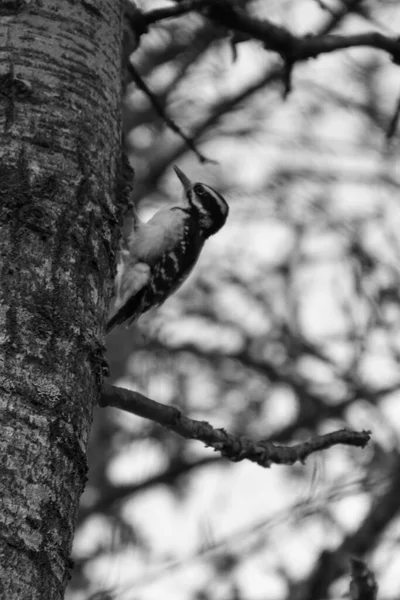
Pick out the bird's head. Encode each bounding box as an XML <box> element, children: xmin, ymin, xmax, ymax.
<box><xmin>174</xmin><ymin>165</ymin><xmax>229</xmax><ymax>238</ymax></box>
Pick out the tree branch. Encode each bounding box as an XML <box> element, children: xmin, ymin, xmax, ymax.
<box><xmin>290</xmin><ymin>456</ymin><xmax>400</xmax><ymax>600</ymax></box>
<box><xmin>386</xmin><ymin>88</ymin><xmax>400</xmax><ymax>140</ymax></box>
<box><xmin>141</xmin><ymin>0</ymin><xmax>209</xmax><ymax>27</ymax></box>
<box><xmin>100</xmin><ymin>383</ymin><xmax>371</xmax><ymax>468</ymax></box>
<box><xmin>127</xmin><ymin>62</ymin><xmax>214</xmax><ymax>163</ymax></box>
<box><xmin>315</xmin><ymin>0</ymin><xmax>366</xmax><ymax>36</ymax></box>
<box><xmin>139</xmin><ymin>0</ymin><xmax>400</xmax><ymax>65</ymax></box>
<box><xmin>80</xmin><ymin>455</ymin><xmax>220</xmax><ymax>520</ymax></box>
<box><xmin>349</xmin><ymin>558</ymin><xmax>378</xmax><ymax>600</ymax></box>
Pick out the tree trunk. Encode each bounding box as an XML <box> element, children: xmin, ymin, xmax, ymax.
<box><xmin>0</xmin><ymin>1</ymin><xmax>124</xmax><ymax>597</ymax></box>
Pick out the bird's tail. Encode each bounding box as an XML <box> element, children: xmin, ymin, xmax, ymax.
<box><xmin>106</xmin><ymin>288</ymin><xmax>146</xmax><ymax>333</ymax></box>
<box><xmin>105</xmin><ymin>312</ymin><xmax>122</xmax><ymax>334</ymax></box>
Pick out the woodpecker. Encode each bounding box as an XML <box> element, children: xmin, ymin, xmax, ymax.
<box><xmin>106</xmin><ymin>166</ymin><xmax>229</xmax><ymax>333</ymax></box>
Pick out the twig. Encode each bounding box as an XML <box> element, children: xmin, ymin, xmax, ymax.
<box><xmin>139</xmin><ymin>1</ymin><xmax>400</xmax><ymax>65</ymax></box>
<box><xmin>142</xmin><ymin>0</ymin><xmax>210</xmax><ymax>27</ymax></box>
<box><xmin>79</xmin><ymin>455</ymin><xmax>219</xmax><ymax>519</ymax></box>
<box><xmin>317</xmin><ymin>0</ymin><xmax>365</xmax><ymax>36</ymax></box>
<box><xmin>349</xmin><ymin>557</ymin><xmax>378</xmax><ymax>600</ymax></box>
<box><xmin>386</xmin><ymin>89</ymin><xmax>400</xmax><ymax>140</ymax></box>
<box><xmin>100</xmin><ymin>383</ymin><xmax>371</xmax><ymax>468</ymax></box>
<box><xmin>127</xmin><ymin>62</ymin><xmax>215</xmax><ymax>164</ymax></box>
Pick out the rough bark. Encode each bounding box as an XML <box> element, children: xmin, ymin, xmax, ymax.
<box><xmin>0</xmin><ymin>1</ymin><xmax>124</xmax><ymax>598</ymax></box>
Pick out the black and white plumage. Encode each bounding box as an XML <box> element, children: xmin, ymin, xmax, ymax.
<box><xmin>106</xmin><ymin>166</ymin><xmax>229</xmax><ymax>333</ymax></box>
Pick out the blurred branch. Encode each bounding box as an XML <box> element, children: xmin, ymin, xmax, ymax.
<box><xmin>291</xmin><ymin>455</ymin><xmax>400</xmax><ymax>600</ymax></box>
<box><xmin>142</xmin><ymin>1</ymin><xmax>209</xmax><ymax>27</ymax></box>
<box><xmin>386</xmin><ymin>88</ymin><xmax>400</xmax><ymax>140</ymax></box>
<box><xmin>349</xmin><ymin>558</ymin><xmax>378</xmax><ymax>600</ymax></box>
<box><xmin>127</xmin><ymin>62</ymin><xmax>215</xmax><ymax>163</ymax></box>
<box><xmin>317</xmin><ymin>0</ymin><xmax>365</xmax><ymax>36</ymax></box>
<box><xmin>125</xmin><ymin>0</ymin><xmax>400</xmax><ymax>168</ymax></box>
<box><xmin>100</xmin><ymin>383</ymin><xmax>370</xmax><ymax>468</ymax></box>
<box><xmin>80</xmin><ymin>473</ymin><xmax>383</xmax><ymax>597</ymax></box>
<box><xmin>130</xmin><ymin>63</ymin><xmax>282</xmax><ymax>202</ymax></box>
<box><xmin>143</xmin><ymin>335</ymin><xmax>400</xmax><ymax>430</ymax></box>
<box><xmin>317</xmin><ymin>0</ymin><xmax>394</xmax><ymax>36</ymax></box>
<box><xmin>80</xmin><ymin>455</ymin><xmax>220</xmax><ymax>519</ymax></box>
<box><xmin>139</xmin><ymin>0</ymin><xmax>400</xmax><ymax>64</ymax></box>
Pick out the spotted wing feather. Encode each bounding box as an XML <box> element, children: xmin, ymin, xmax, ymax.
<box><xmin>136</xmin><ymin>216</ymin><xmax>204</xmax><ymax>318</ymax></box>
<box><xmin>106</xmin><ymin>213</ymin><xmax>204</xmax><ymax>332</ymax></box>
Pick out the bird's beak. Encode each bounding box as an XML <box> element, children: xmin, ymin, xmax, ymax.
<box><xmin>174</xmin><ymin>165</ymin><xmax>193</xmax><ymax>193</ymax></box>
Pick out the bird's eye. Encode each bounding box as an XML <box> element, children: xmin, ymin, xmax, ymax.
<box><xmin>194</xmin><ymin>184</ymin><xmax>206</xmax><ymax>196</ymax></box>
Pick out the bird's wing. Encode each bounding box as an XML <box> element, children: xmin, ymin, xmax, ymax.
<box><xmin>106</xmin><ymin>214</ymin><xmax>204</xmax><ymax>331</ymax></box>
<box><xmin>106</xmin><ymin>262</ymin><xmax>151</xmax><ymax>333</ymax></box>
<box><xmin>140</xmin><ymin>240</ymin><xmax>202</xmax><ymax>315</ymax></box>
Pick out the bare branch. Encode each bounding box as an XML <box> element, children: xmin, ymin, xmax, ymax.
<box><xmin>80</xmin><ymin>455</ymin><xmax>220</xmax><ymax>520</ymax></box>
<box><xmin>386</xmin><ymin>88</ymin><xmax>400</xmax><ymax>140</ymax></box>
<box><xmin>349</xmin><ymin>558</ymin><xmax>378</xmax><ymax>600</ymax></box>
<box><xmin>290</xmin><ymin>457</ymin><xmax>400</xmax><ymax>600</ymax></box>
<box><xmin>127</xmin><ymin>62</ymin><xmax>215</xmax><ymax>163</ymax></box>
<box><xmin>295</xmin><ymin>32</ymin><xmax>400</xmax><ymax>63</ymax></box>
<box><xmin>142</xmin><ymin>0</ymin><xmax>209</xmax><ymax>27</ymax></box>
<box><xmin>139</xmin><ymin>0</ymin><xmax>400</xmax><ymax>64</ymax></box>
<box><xmin>100</xmin><ymin>383</ymin><xmax>371</xmax><ymax>468</ymax></box>
<box><xmin>317</xmin><ymin>0</ymin><xmax>365</xmax><ymax>36</ymax></box>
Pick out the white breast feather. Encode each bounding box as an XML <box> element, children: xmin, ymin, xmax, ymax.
<box><xmin>128</xmin><ymin>207</ymin><xmax>185</xmax><ymax>263</ymax></box>
<box><xmin>114</xmin><ymin>262</ymin><xmax>150</xmax><ymax>309</ymax></box>
<box><xmin>114</xmin><ymin>207</ymin><xmax>186</xmax><ymax>308</ymax></box>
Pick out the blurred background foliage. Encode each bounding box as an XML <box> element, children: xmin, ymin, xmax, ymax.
<box><xmin>68</xmin><ymin>1</ymin><xmax>400</xmax><ymax>598</ymax></box>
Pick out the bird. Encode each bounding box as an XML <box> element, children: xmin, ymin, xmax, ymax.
<box><xmin>106</xmin><ymin>166</ymin><xmax>229</xmax><ymax>333</ymax></box>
